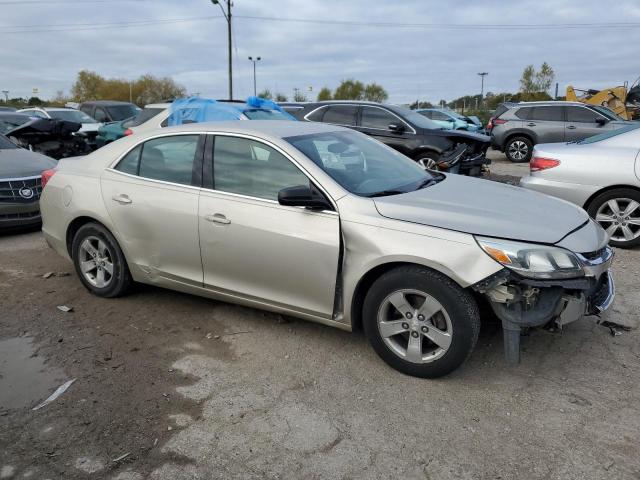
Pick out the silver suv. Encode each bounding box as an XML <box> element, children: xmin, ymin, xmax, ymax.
<box><xmin>489</xmin><ymin>101</ymin><xmax>633</xmax><ymax>162</ymax></box>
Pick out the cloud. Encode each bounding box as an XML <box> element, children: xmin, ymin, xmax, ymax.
<box><xmin>1</xmin><ymin>0</ymin><xmax>639</xmax><ymax>104</ymax></box>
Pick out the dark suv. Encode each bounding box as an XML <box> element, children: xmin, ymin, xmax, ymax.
<box><xmin>489</xmin><ymin>101</ymin><xmax>634</xmax><ymax>162</ymax></box>
<box><xmin>282</xmin><ymin>101</ymin><xmax>490</xmax><ymax>176</ymax></box>
<box><xmin>79</xmin><ymin>101</ymin><xmax>139</xmax><ymax>123</ymax></box>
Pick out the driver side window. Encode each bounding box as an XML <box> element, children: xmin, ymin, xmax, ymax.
<box><xmin>212</xmin><ymin>136</ymin><xmax>309</xmax><ymax>201</ymax></box>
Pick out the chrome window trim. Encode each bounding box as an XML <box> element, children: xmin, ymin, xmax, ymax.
<box><xmin>106</xmin><ymin>130</ymin><xmax>339</xmax><ymax>213</ymax></box>
<box><xmin>303</xmin><ymin>104</ymin><xmax>416</xmax><ymax>135</ymax></box>
<box><xmin>0</xmin><ymin>175</ymin><xmax>42</xmax><ymax>182</ymax></box>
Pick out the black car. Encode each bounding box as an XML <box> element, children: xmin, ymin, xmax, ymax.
<box><xmin>0</xmin><ymin>112</ymin><xmax>32</xmax><ymax>135</ymax></box>
<box><xmin>281</xmin><ymin>101</ymin><xmax>490</xmax><ymax>176</ymax></box>
<box><xmin>78</xmin><ymin>100</ymin><xmax>139</xmax><ymax>123</ymax></box>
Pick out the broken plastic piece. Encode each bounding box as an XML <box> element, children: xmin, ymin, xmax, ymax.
<box><xmin>57</xmin><ymin>305</ymin><xmax>73</xmax><ymax>312</ymax></box>
<box><xmin>32</xmin><ymin>379</ymin><xmax>76</xmax><ymax>410</ymax></box>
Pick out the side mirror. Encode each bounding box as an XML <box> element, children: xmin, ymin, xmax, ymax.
<box><xmin>595</xmin><ymin>117</ymin><xmax>608</xmax><ymax>126</ymax></box>
<box><xmin>388</xmin><ymin>123</ymin><xmax>405</xmax><ymax>133</ymax></box>
<box><xmin>278</xmin><ymin>184</ymin><xmax>332</xmax><ymax>211</ymax></box>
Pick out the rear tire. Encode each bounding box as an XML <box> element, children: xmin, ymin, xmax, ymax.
<box><xmin>505</xmin><ymin>136</ymin><xmax>533</xmax><ymax>163</ymax></box>
<box><xmin>587</xmin><ymin>188</ymin><xmax>640</xmax><ymax>248</ymax></box>
<box><xmin>362</xmin><ymin>266</ymin><xmax>480</xmax><ymax>378</ymax></box>
<box><xmin>71</xmin><ymin>222</ymin><xmax>132</xmax><ymax>297</ymax></box>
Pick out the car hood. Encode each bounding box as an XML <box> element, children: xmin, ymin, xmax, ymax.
<box><xmin>0</xmin><ymin>147</ymin><xmax>57</xmax><ymax>178</ymax></box>
<box><xmin>419</xmin><ymin>127</ymin><xmax>491</xmax><ymax>143</ymax></box>
<box><xmin>373</xmin><ymin>173</ymin><xmax>589</xmax><ymax>244</ymax></box>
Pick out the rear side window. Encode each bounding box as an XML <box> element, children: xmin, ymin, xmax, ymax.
<box><xmin>306</xmin><ymin>107</ymin><xmax>327</xmax><ymax>122</ymax></box>
<box><xmin>528</xmin><ymin>106</ymin><xmax>563</xmax><ymax>121</ymax></box>
<box><xmin>322</xmin><ymin>106</ymin><xmax>357</xmax><ymax>126</ymax></box>
<box><xmin>93</xmin><ymin>108</ymin><xmax>108</xmax><ymax>123</ymax></box>
<box><xmin>566</xmin><ymin>106</ymin><xmax>600</xmax><ymax>123</ymax></box>
<box><xmin>130</xmin><ymin>108</ymin><xmax>164</xmax><ymax>127</ymax></box>
<box><xmin>115</xmin><ymin>135</ymin><xmax>200</xmax><ymax>186</ymax></box>
<box><xmin>515</xmin><ymin>108</ymin><xmax>532</xmax><ymax>120</ymax></box>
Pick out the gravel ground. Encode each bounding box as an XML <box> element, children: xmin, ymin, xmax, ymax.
<box><xmin>1</xmin><ymin>155</ymin><xmax>639</xmax><ymax>479</ymax></box>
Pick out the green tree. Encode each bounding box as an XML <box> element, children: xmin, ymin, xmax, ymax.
<box><xmin>293</xmin><ymin>89</ymin><xmax>307</xmax><ymax>102</ymax></box>
<box><xmin>275</xmin><ymin>93</ymin><xmax>288</xmax><ymax>102</ymax></box>
<box><xmin>409</xmin><ymin>100</ymin><xmax>433</xmax><ymax>109</ymax></box>
<box><xmin>333</xmin><ymin>79</ymin><xmax>365</xmax><ymax>100</ymax></box>
<box><xmin>258</xmin><ymin>89</ymin><xmax>273</xmax><ymax>100</ymax></box>
<box><xmin>27</xmin><ymin>96</ymin><xmax>43</xmax><ymax>106</ymax></box>
<box><xmin>71</xmin><ymin>70</ymin><xmax>104</xmax><ymax>101</ymax></box>
<box><xmin>363</xmin><ymin>83</ymin><xmax>388</xmax><ymax>103</ymax></box>
<box><xmin>317</xmin><ymin>87</ymin><xmax>332</xmax><ymax>101</ymax></box>
<box><xmin>520</xmin><ymin>62</ymin><xmax>555</xmax><ymax>99</ymax></box>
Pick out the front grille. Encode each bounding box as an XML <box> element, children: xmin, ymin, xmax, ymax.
<box><xmin>0</xmin><ymin>210</ymin><xmax>40</xmax><ymax>220</ymax></box>
<box><xmin>0</xmin><ymin>176</ymin><xmax>42</xmax><ymax>203</ymax></box>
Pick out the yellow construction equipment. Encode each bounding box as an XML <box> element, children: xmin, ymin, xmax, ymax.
<box><xmin>566</xmin><ymin>79</ymin><xmax>640</xmax><ymax>120</ymax></box>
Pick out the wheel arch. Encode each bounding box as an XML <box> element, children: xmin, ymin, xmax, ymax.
<box><xmin>349</xmin><ymin>261</ymin><xmax>462</xmax><ymax>332</ymax></box>
<box><xmin>583</xmin><ymin>184</ymin><xmax>640</xmax><ymax>210</ymax></box>
<box><xmin>413</xmin><ymin>147</ymin><xmax>442</xmax><ymax>159</ymax></box>
<box><xmin>66</xmin><ymin>216</ymin><xmax>111</xmax><ymax>257</ymax></box>
<box><xmin>503</xmin><ymin>131</ymin><xmax>536</xmax><ymax>150</ymax></box>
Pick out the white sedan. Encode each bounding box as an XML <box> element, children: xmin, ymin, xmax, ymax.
<box><xmin>520</xmin><ymin>124</ymin><xmax>640</xmax><ymax>248</ymax></box>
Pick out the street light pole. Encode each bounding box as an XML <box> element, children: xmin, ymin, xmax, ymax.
<box><xmin>1</xmin><ymin>90</ymin><xmax>8</xmax><ymax>102</ymax></box>
<box><xmin>248</xmin><ymin>56</ymin><xmax>261</xmax><ymax>96</ymax></box>
<box><xmin>212</xmin><ymin>0</ymin><xmax>233</xmax><ymax>100</ymax></box>
<box><xmin>477</xmin><ymin>72</ymin><xmax>488</xmax><ymax>106</ymax></box>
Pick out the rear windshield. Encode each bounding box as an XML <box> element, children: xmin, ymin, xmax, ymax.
<box><xmin>129</xmin><ymin>108</ymin><xmax>165</xmax><ymax>127</ymax></box>
<box><xmin>0</xmin><ymin>134</ymin><xmax>17</xmax><ymax>149</ymax></box>
<box><xmin>106</xmin><ymin>104</ymin><xmax>139</xmax><ymax>121</ymax></box>
<box><xmin>578</xmin><ymin>124</ymin><xmax>640</xmax><ymax>144</ymax></box>
<box><xmin>242</xmin><ymin>109</ymin><xmax>293</xmax><ymax>120</ymax></box>
<box><xmin>494</xmin><ymin>104</ymin><xmax>511</xmax><ymax>118</ymax></box>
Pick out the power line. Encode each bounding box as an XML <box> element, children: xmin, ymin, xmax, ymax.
<box><xmin>1</xmin><ymin>14</ymin><xmax>640</xmax><ymax>34</ymax></box>
<box><xmin>0</xmin><ymin>0</ymin><xmax>150</xmax><ymax>4</ymax></box>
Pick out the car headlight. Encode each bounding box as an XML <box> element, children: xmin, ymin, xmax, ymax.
<box><xmin>475</xmin><ymin>236</ymin><xmax>584</xmax><ymax>279</ymax></box>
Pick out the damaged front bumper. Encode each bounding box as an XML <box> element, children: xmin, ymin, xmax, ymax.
<box><xmin>435</xmin><ymin>144</ymin><xmax>490</xmax><ymax>177</ymax></box>
<box><xmin>473</xmin><ymin>246</ymin><xmax>615</xmax><ymax>363</ymax></box>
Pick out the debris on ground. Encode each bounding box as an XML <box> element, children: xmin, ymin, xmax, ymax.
<box><xmin>598</xmin><ymin>320</ymin><xmax>632</xmax><ymax>336</ymax></box>
<box><xmin>32</xmin><ymin>379</ymin><xmax>76</xmax><ymax>411</ymax></box>
<box><xmin>43</xmin><ymin>272</ymin><xmax>55</xmax><ymax>279</ymax></box>
<box><xmin>57</xmin><ymin>305</ymin><xmax>73</xmax><ymax>313</ymax></box>
<box><xmin>111</xmin><ymin>452</ymin><xmax>131</xmax><ymax>463</ymax></box>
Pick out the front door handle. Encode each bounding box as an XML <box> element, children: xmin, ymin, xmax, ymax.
<box><xmin>527</xmin><ymin>123</ymin><xmax>537</xmax><ymax>127</ymax></box>
<box><xmin>567</xmin><ymin>125</ymin><xmax>577</xmax><ymax>130</ymax></box>
<box><xmin>205</xmin><ymin>213</ymin><xmax>231</xmax><ymax>225</ymax></box>
<box><xmin>112</xmin><ymin>194</ymin><xmax>132</xmax><ymax>205</ymax></box>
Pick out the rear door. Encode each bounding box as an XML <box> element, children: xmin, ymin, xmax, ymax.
<box><xmin>358</xmin><ymin>106</ymin><xmax>414</xmax><ymax>155</ymax></box>
<box><xmin>565</xmin><ymin>106</ymin><xmax>613</xmax><ymax>142</ymax></box>
<box><xmin>525</xmin><ymin>106</ymin><xmax>565</xmax><ymax>143</ymax></box>
<box><xmin>100</xmin><ymin>133</ymin><xmax>205</xmax><ymax>286</ymax></box>
<box><xmin>198</xmin><ymin>134</ymin><xmax>340</xmax><ymax>317</ymax></box>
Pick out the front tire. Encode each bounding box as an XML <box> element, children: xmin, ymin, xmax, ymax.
<box><xmin>505</xmin><ymin>136</ymin><xmax>533</xmax><ymax>163</ymax></box>
<box><xmin>587</xmin><ymin>189</ymin><xmax>640</xmax><ymax>248</ymax></box>
<box><xmin>362</xmin><ymin>266</ymin><xmax>480</xmax><ymax>378</ymax></box>
<box><xmin>414</xmin><ymin>151</ymin><xmax>440</xmax><ymax>170</ymax></box>
<box><xmin>71</xmin><ymin>222</ymin><xmax>132</xmax><ymax>297</ymax></box>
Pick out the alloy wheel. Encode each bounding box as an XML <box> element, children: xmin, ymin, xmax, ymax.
<box><xmin>78</xmin><ymin>236</ymin><xmax>114</xmax><ymax>288</ymax></box>
<box><xmin>508</xmin><ymin>140</ymin><xmax>528</xmax><ymax>161</ymax></box>
<box><xmin>377</xmin><ymin>289</ymin><xmax>453</xmax><ymax>364</ymax></box>
<box><xmin>595</xmin><ymin>198</ymin><xmax>640</xmax><ymax>243</ymax></box>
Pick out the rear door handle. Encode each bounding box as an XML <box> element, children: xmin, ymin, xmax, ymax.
<box><xmin>112</xmin><ymin>194</ymin><xmax>132</xmax><ymax>205</ymax></box>
<box><xmin>527</xmin><ymin>123</ymin><xmax>536</xmax><ymax>127</ymax></box>
<box><xmin>567</xmin><ymin>125</ymin><xmax>577</xmax><ymax>130</ymax></box>
<box><xmin>205</xmin><ymin>213</ymin><xmax>231</xmax><ymax>225</ymax></box>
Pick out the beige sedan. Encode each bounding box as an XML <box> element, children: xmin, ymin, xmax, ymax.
<box><xmin>40</xmin><ymin>121</ymin><xmax>613</xmax><ymax>377</ymax></box>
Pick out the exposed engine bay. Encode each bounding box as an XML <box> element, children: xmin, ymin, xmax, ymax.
<box><xmin>7</xmin><ymin>118</ymin><xmax>95</xmax><ymax>159</ymax></box>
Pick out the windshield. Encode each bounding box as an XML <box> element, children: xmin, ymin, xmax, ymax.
<box><xmin>0</xmin><ymin>115</ymin><xmax>30</xmax><ymax>134</ymax></box>
<box><xmin>394</xmin><ymin>106</ymin><xmax>441</xmax><ymax>130</ymax></box>
<box><xmin>106</xmin><ymin>104</ymin><xmax>139</xmax><ymax>121</ymax></box>
<box><xmin>49</xmin><ymin>110</ymin><xmax>97</xmax><ymax>123</ymax></box>
<box><xmin>578</xmin><ymin>124</ymin><xmax>640</xmax><ymax>144</ymax></box>
<box><xmin>0</xmin><ymin>134</ymin><xmax>17</xmax><ymax>149</ymax></box>
<box><xmin>589</xmin><ymin>105</ymin><xmax>623</xmax><ymax>121</ymax></box>
<box><xmin>129</xmin><ymin>107</ymin><xmax>165</xmax><ymax>127</ymax></box>
<box><xmin>284</xmin><ymin>130</ymin><xmax>440</xmax><ymax>197</ymax></box>
<box><xmin>242</xmin><ymin>109</ymin><xmax>293</xmax><ymax>120</ymax></box>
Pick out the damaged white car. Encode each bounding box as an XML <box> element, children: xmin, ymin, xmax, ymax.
<box><xmin>40</xmin><ymin>121</ymin><xmax>614</xmax><ymax>377</ymax></box>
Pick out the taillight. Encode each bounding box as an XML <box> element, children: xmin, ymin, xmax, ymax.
<box><xmin>530</xmin><ymin>157</ymin><xmax>560</xmax><ymax>172</ymax></box>
<box><xmin>124</xmin><ymin>128</ymin><xmax>133</xmax><ymax>136</ymax></box>
<box><xmin>492</xmin><ymin>118</ymin><xmax>507</xmax><ymax>125</ymax></box>
<box><xmin>42</xmin><ymin>169</ymin><xmax>56</xmax><ymax>188</ymax></box>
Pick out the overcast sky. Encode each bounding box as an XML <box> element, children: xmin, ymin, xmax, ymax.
<box><xmin>2</xmin><ymin>0</ymin><xmax>640</xmax><ymax>105</ymax></box>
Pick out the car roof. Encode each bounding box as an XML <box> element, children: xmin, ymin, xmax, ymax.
<box><xmin>80</xmin><ymin>100</ymin><xmax>135</xmax><ymax>106</ymax></box>
<box><xmin>144</xmin><ymin>103</ymin><xmax>171</xmax><ymax>109</ymax></box>
<box><xmin>513</xmin><ymin>101</ymin><xmax>589</xmax><ymax>107</ymax></box>
<box><xmin>146</xmin><ymin>120</ymin><xmax>347</xmax><ymax>138</ymax></box>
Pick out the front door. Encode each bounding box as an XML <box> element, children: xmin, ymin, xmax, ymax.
<box><xmin>565</xmin><ymin>106</ymin><xmax>615</xmax><ymax>142</ymax></box>
<box><xmin>100</xmin><ymin>134</ymin><xmax>204</xmax><ymax>285</ymax></box>
<box><xmin>198</xmin><ymin>134</ymin><xmax>341</xmax><ymax>318</ymax></box>
<box><xmin>358</xmin><ymin>106</ymin><xmax>413</xmax><ymax>156</ymax></box>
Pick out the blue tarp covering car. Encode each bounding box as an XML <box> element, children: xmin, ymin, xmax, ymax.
<box><xmin>167</xmin><ymin>96</ymin><xmax>295</xmax><ymax>126</ymax></box>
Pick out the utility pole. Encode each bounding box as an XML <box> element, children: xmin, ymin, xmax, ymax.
<box><xmin>1</xmin><ymin>90</ymin><xmax>8</xmax><ymax>102</ymax></box>
<box><xmin>212</xmin><ymin>0</ymin><xmax>233</xmax><ymax>100</ymax></box>
<box><xmin>129</xmin><ymin>81</ymin><xmax>133</xmax><ymax>103</ymax></box>
<box><xmin>248</xmin><ymin>56</ymin><xmax>261</xmax><ymax>96</ymax></box>
<box><xmin>477</xmin><ymin>72</ymin><xmax>488</xmax><ymax>106</ymax></box>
